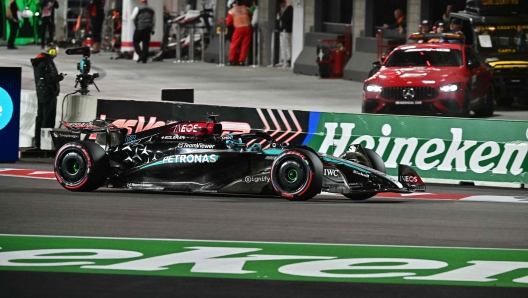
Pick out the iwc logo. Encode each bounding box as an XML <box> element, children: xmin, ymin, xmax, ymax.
<box><xmin>0</xmin><ymin>87</ymin><xmax>14</xmax><ymax>131</ymax></box>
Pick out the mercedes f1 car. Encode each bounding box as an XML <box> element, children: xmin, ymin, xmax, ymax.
<box><xmin>52</xmin><ymin>117</ymin><xmax>426</xmax><ymax>201</ymax></box>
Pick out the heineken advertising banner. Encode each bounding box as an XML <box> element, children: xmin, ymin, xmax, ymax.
<box><xmin>302</xmin><ymin>112</ymin><xmax>528</xmax><ymax>184</ymax></box>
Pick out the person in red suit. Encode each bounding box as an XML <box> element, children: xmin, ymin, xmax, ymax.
<box><xmin>226</xmin><ymin>0</ymin><xmax>252</xmax><ymax>66</ymax></box>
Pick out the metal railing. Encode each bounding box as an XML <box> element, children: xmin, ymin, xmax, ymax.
<box><xmin>217</xmin><ymin>24</ymin><xmax>226</xmax><ymax>67</ymax></box>
<box><xmin>251</xmin><ymin>27</ymin><xmax>261</xmax><ymax>67</ymax></box>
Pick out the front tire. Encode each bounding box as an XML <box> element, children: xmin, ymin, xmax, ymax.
<box><xmin>271</xmin><ymin>149</ymin><xmax>323</xmax><ymax>201</ymax></box>
<box><xmin>343</xmin><ymin>148</ymin><xmax>385</xmax><ymax>201</ymax></box>
<box><xmin>54</xmin><ymin>141</ymin><xmax>109</xmax><ymax>192</ymax></box>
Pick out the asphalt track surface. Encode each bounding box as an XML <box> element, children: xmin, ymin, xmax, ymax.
<box><xmin>1</xmin><ymin>165</ymin><xmax>527</xmax><ymax>297</ymax></box>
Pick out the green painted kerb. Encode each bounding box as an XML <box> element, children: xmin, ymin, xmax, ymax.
<box><xmin>1</xmin><ymin>235</ymin><xmax>527</xmax><ymax>288</ymax></box>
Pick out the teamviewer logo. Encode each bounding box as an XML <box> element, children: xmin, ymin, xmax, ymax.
<box><xmin>0</xmin><ymin>87</ymin><xmax>14</xmax><ymax>131</ymax></box>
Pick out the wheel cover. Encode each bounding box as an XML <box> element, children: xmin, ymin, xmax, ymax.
<box><xmin>57</xmin><ymin>150</ymin><xmax>88</xmax><ymax>185</ymax></box>
<box><xmin>285</xmin><ymin>168</ymin><xmax>298</xmax><ymax>182</ymax></box>
<box><xmin>275</xmin><ymin>158</ymin><xmax>309</xmax><ymax>194</ymax></box>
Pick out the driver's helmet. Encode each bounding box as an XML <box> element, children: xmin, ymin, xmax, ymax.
<box><xmin>225</xmin><ymin>134</ymin><xmax>245</xmax><ymax>151</ymax></box>
<box><xmin>247</xmin><ymin>143</ymin><xmax>262</xmax><ymax>152</ymax></box>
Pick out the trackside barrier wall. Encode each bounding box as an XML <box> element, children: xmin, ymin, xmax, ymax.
<box><xmin>302</xmin><ymin>112</ymin><xmax>527</xmax><ymax>186</ymax></box>
<box><xmin>96</xmin><ymin>98</ymin><xmax>527</xmax><ymax>187</ymax></box>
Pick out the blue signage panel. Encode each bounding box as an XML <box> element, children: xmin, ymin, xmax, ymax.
<box><xmin>0</xmin><ymin>67</ymin><xmax>21</xmax><ymax>162</ymax></box>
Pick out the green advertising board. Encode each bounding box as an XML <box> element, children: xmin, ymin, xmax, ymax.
<box><xmin>4</xmin><ymin>0</ymin><xmax>40</xmax><ymax>45</ymax></box>
<box><xmin>301</xmin><ymin>112</ymin><xmax>528</xmax><ymax>184</ymax></box>
<box><xmin>1</xmin><ymin>235</ymin><xmax>528</xmax><ymax>288</ymax></box>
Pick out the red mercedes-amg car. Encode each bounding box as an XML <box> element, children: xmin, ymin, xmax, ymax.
<box><xmin>363</xmin><ymin>33</ymin><xmax>495</xmax><ymax>117</ymax></box>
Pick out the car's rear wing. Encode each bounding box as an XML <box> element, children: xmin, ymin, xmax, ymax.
<box><xmin>58</xmin><ymin>120</ymin><xmax>127</xmax><ymax>150</ymax></box>
<box><xmin>61</xmin><ymin>120</ymin><xmax>123</xmax><ymax>134</ymax></box>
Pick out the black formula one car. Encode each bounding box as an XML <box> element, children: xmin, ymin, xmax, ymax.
<box><xmin>52</xmin><ymin>117</ymin><xmax>426</xmax><ymax>201</ymax></box>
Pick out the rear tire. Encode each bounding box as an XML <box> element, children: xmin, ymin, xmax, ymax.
<box><xmin>54</xmin><ymin>141</ymin><xmax>109</xmax><ymax>192</ymax></box>
<box><xmin>344</xmin><ymin>148</ymin><xmax>385</xmax><ymax>201</ymax></box>
<box><xmin>474</xmin><ymin>85</ymin><xmax>495</xmax><ymax>118</ymax></box>
<box><xmin>271</xmin><ymin>149</ymin><xmax>323</xmax><ymax>201</ymax></box>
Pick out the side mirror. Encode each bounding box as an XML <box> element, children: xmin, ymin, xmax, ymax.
<box><xmin>372</xmin><ymin>61</ymin><xmax>382</xmax><ymax>68</ymax></box>
<box><xmin>467</xmin><ymin>60</ymin><xmax>479</xmax><ymax>70</ymax></box>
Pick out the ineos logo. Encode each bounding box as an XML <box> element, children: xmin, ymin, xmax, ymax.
<box><xmin>400</xmin><ymin>175</ymin><xmax>418</xmax><ymax>183</ymax></box>
<box><xmin>174</xmin><ymin>124</ymin><xmax>198</xmax><ymax>133</ymax></box>
<box><xmin>403</xmin><ymin>88</ymin><xmax>415</xmax><ymax>100</ymax></box>
<box><xmin>324</xmin><ymin>168</ymin><xmax>339</xmax><ymax>177</ymax></box>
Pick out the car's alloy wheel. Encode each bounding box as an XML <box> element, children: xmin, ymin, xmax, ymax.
<box><xmin>271</xmin><ymin>149</ymin><xmax>323</xmax><ymax>201</ymax></box>
<box><xmin>59</xmin><ymin>151</ymin><xmax>88</xmax><ymax>185</ymax></box>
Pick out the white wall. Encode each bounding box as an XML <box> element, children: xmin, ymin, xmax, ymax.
<box><xmin>291</xmin><ymin>0</ymin><xmax>304</xmax><ymax>64</ymax></box>
<box><xmin>55</xmin><ymin>0</ymin><xmax>68</xmax><ymax>42</ymax></box>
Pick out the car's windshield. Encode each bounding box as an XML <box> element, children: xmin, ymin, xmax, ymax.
<box><xmin>384</xmin><ymin>48</ymin><xmax>462</xmax><ymax>67</ymax></box>
<box><xmin>475</xmin><ymin>24</ymin><xmax>528</xmax><ymax>54</ymax></box>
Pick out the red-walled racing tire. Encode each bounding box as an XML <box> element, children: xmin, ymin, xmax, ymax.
<box><xmin>54</xmin><ymin>141</ymin><xmax>109</xmax><ymax>192</ymax></box>
<box><xmin>271</xmin><ymin>149</ymin><xmax>323</xmax><ymax>201</ymax></box>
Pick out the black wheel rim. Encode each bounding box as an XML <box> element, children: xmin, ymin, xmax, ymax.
<box><xmin>58</xmin><ymin>150</ymin><xmax>87</xmax><ymax>184</ymax></box>
<box><xmin>275</xmin><ymin>157</ymin><xmax>309</xmax><ymax>193</ymax></box>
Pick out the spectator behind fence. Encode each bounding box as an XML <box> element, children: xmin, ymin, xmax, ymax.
<box><xmin>276</xmin><ymin>0</ymin><xmax>293</xmax><ymax>67</ymax></box>
<box><xmin>420</xmin><ymin>20</ymin><xmax>431</xmax><ymax>34</ymax></box>
<box><xmin>383</xmin><ymin>8</ymin><xmax>406</xmax><ymax>35</ymax></box>
<box><xmin>7</xmin><ymin>0</ymin><xmax>20</xmax><ymax>50</ymax></box>
<box><xmin>226</xmin><ymin>0</ymin><xmax>252</xmax><ymax>66</ymax></box>
<box><xmin>38</xmin><ymin>0</ymin><xmax>59</xmax><ymax>49</ymax></box>
<box><xmin>445</xmin><ymin>18</ymin><xmax>463</xmax><ymax>43</ymax></box>
<box><xmin>435</xmin><ymin>21</ymin><xmax>446</xmax><ymax>33</ymax></box>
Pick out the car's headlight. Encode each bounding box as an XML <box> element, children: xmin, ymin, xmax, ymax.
<box><xmin>439</xmin><ymin>83</ymin><xmax>461</xmax><ymax>92</ymax></box>
<box><xmin>365</xmin><ymin>84</ymin><xmax>382</xmax><ymax>93</ymax></box>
